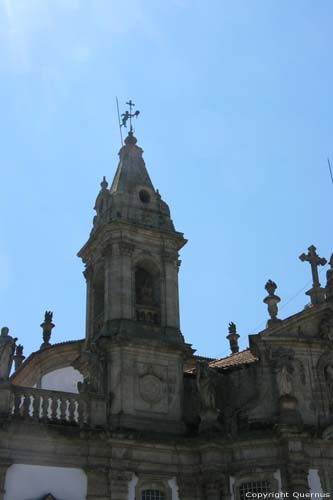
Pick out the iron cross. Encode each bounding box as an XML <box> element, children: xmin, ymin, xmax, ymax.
<box><xmin>299</xmin><ymin>245</ymin><xmax>327</xmax><ymax>288</ymax></box>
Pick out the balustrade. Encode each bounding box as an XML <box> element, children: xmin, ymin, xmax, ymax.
<box><xmin>11</xmin><ymin>386</ymin><xmax>89</xmax><ymax>426</ymax></box>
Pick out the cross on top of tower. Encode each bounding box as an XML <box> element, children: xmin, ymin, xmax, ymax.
<box><xmin>299</xmin><ymin>245</ymin><xmax>327</xmax><ymax>288</ymax></box>
<box><xmin>120</xmin><ymin>99</ymin><xmax>140</xmax><ymax>133</ymax></box>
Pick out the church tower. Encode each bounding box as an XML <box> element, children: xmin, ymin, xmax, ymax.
<box><xmin>78</xmin><ymin>110</ymin><xmax>190</xmax><ymax>432</ymax></box>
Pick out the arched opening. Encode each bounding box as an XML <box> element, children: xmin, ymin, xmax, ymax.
<box><xmin>135</xmin><ymin>264</ymin><xmax>161</xmax><ymax>324</ymax></box>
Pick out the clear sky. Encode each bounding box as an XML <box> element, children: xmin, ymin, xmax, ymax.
<box><xmin>0</xmin><ymin>0</ymin><xmax>332</xmax><ymax>360</ymax></box>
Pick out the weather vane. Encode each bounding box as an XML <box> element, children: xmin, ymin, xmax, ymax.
<box><xmin>120</xmin><ymin>100</ymin><xmax>140</xmax><ymax>133</ymax></box>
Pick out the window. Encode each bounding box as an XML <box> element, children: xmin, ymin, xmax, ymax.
<box><xmin>239</xmin><ymin>481</ymin><xmax>271</xmax><ymax>500</ymax></box>
<box><xmin>141</xmin><ymin>490</ymin><xmax>166</xmax><ymax>500</ymax></box>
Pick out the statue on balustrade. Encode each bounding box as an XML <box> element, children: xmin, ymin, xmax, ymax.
<box><xmin>0</xmin><ymin>327</ymin><xmax>17</xmax><ymax>382</ymax></box>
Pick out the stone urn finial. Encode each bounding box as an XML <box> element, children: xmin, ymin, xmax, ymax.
<box><xmin>14</xmin><ymin>344</ymin><xmax>25</xmax><ymax>371</ymax></box>
<box><xmin>40</xmin><ymin>310</ymin><xmax>55</xmax><ymax>350</ymax></box>
<box><xmin>263</xmin><ymin>280</ymin><xmax>281</xmax><ymax>327</ymax></box>
<box><xmin>226</xmin><ymin>322</ymin><xmax>240</xmax><ymax>354</ymax></box>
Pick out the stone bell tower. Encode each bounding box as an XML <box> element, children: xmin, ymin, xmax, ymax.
<box><xmin>78</xmin><ymin>108</ymin><xmax>190</xmax><ymax>432</ymax></box>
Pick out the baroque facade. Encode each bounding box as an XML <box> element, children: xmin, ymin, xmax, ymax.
<box><xmin>0</xmin><ymin>126</ymin><xmax>333</xmax><ymax>500</ymax></box>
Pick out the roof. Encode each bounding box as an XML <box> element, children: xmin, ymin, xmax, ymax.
<box><xmin>185</xmin><ymin>348</ymin><xmax>258</xmax><ymax>375</ymax></box>
<box><xmin>208</xmin><ymin>348</ymin><xmax>258</xmax><ymax>369</ymax></box>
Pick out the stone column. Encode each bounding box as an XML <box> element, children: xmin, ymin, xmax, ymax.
<box><xmin>0</xmin><ymin>463</ymin><xmax>10</xmax><ymax>500</ymax></box>
<box><xmin>109</xmin><ymin>470</ymin><xmax>132</xmax><ymax>500</ymax></box>
<box><xmin>163</xmin><ymin>253</ymin><xmax>180</xmax><ymax>329</ymax></box>
<box><xmin>86</xmin><ymin>466</ymin><xmax>110</xmax><ymax>500</ymax></box>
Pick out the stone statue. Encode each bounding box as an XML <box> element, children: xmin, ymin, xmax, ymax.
<box><xmin>276</xmin><ymin>365</ymin><xmax>294</xmax><ymax>396</ymax></box>
<box><xmin>263</xmin><ymin>280</ymin><xmax>281</xmax><ymax>325</ymax></box>
<box><xmin>0</xmin><ymin>327</ymin><xmax>17</xmax><ymax>381</ymax></box>
<box><xmin>325</xmin><ymin>365</ymin><xmax>333</xmax><ymax>400</ymax></box>
<box><xmin>196</xmin><ymin>362</ymin><xmax>216</xmax><ymax>410</ymax></box>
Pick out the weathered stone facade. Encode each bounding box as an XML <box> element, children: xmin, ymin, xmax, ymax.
<box><xmin>0</xmin><ymin>130</ymin><xmax>333</xmax><ymax>499</ymax></box>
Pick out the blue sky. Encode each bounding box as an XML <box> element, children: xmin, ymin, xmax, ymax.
<box><xmin>0</xmin><ymin>0</ymin><xmax>332</xmax><ymax>360</ymax></box>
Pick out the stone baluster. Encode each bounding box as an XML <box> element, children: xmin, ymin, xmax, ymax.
<box><xmin>78</xmin><ymin>399</ymin><xmax>85</xmax><ymax>425</ymax></box>
<box><xmin>41</xmin><ymin>396</ymin><xmax>49</xmax><ymax>420</ymax></box>
<box><xmin>13</xmin><ymin>393</ymin><xmax>22</xmax><ymax>417</ymax></box>
<box><xmin>50</xmin><ymin>395</ymin><xmax>58</xmax><ymax>420</ymax></box>
<box><xmin>68</xmin><ymin>398</ymin><xmax>76</xmax><ymax>422</ymax></box>
<box><xmin>23</xmin><ymin>394</ymin><xmax>30</xmax><ymax>418</ymax></box>
<box><xmin>32</xmin><ymin>394</ymin><xmax>39</xmax><ymax>420</ymax></box>
<box><xmin>59</xmin><ymin>396</ymin><xmax>66</xmax><ymax>420</ymax></box>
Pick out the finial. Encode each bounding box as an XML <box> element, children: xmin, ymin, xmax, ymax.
<box><xmin>326</xmin><ymin>253</ymin><xmax>333</xmax><ymax>304</ymax></box>
<box><xmin>226</xmin><ymin>322</ymin><xmax>240</xmax><ymax>354</ymax></box>
<box><xmin>263</xmin><ymin>280</ymin><xmax>281</xmax><ymax>327</ymax></box>
<box><xmin>299</xmin><ymin>245</ymin><xmax>327</xmax><ymax>305</ymax></box>
<box><xmin>40</xmin><ymin>310</ymin><xmax>55</xmax><ymax>350</ymax></box>
<box><xmin>100</xmin><ymin>176</ymin><xmax>108</xmax><ymax>190</ymax></box>
<box><xmin>120</xmin><ymin>99</ymin><xmax>140</xmax><ymax>134</ymax></box>
<box><xmin>14</xmin><ymin>344</ymin><xmax>25</xmax><ymax>371</ymax></box>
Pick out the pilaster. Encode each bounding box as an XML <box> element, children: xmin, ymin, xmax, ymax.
<box><xmin>84</xmin><ymin>265</ymin><xmax>94</xmax><ymax>341</ymax></box>
<box><xmin>286</xmin><ymin>463</ymin><xmax>309</xmax><ymax>494</ymax></box>
<box><xmin>163</xmin><ymin>252</ymin><xmax>180</xmax><ymax>329</ymax></box>
<box><xmin>202</xmin><ymin>472</ymin><xmax>226</xmax><ymax>500</ymax></box>
<box><xmin>177</xmin><ymin>475</ymin><xmax>202</xmax><ymax>500</ymax></box>
<box><xmin>109</xmin><ymin>470</ymin><xmax>132</xmax><ymax>500</ymax></box>
<box><xmin>86</xmin><ymin>465</ymin><xmax>110</xmax><ymax>500</ymax></box>
<box><xmin>105</xmin><ymin>242</ymin><xmax>134</xmax><ymax>322</ymax></box>
<box><xmin>0</xmin><ymin>463</ymin><xmax>10</xmax><ymax>500</ymax></box>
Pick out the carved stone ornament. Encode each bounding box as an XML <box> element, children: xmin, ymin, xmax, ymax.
<box><xmin>139</xmin><ymin>373</ymin><xmax>162</xmax><ymax>404</ymax></box>
<box><xmin>319</xmin><ymin>314</ymin><xmax>333</xmax><ymax>341</ymax></box>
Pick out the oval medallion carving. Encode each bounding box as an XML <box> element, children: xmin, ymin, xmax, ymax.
<box><xmin>139</xmin><ymin>374</ymin><xmax>162</xmax><ymax>403</ymax></box>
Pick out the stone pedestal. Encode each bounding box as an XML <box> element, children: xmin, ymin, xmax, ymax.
<box><xmin>0</xmin><ymin>385</ymin><xmax>12</xmax><ymax>419</ymax></box>
<box><xmin>305</xmin><ymin>287</ymin><xmax>326</xmax><ymax>306</ymax></box>
<box><xmin>279</xmin><ymin>395</ymin><xmax>301</xmax><ymax>426</ymax></box>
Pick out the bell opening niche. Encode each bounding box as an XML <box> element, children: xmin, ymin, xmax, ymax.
<box><xmin>135</xmin><ymin>264</ymin><xmax>161</xmax><ymax>324</ymax></box>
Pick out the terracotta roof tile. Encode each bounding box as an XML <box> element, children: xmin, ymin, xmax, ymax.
<box><xmin>208</xmin><ymin>348</ymin><xmax>258</xmax><ymax>369</ymax></box>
